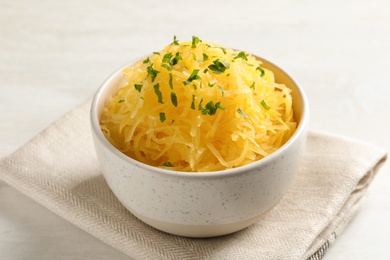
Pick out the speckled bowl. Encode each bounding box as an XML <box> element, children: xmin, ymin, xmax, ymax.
<box><xmin>90</xmin><ymin>55</ymin><xmax>309</xmax><ymax>238</ymax></box>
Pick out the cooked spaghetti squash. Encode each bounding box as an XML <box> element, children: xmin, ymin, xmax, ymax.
<box><xmin>100</xmin><ymin>36</ymin><xmax>296</xmax><ymax>172</ymax></box>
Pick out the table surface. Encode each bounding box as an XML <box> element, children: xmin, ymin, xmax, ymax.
<box><xmin>1</xmin><ymin>0</ymin><xmax>389</xmax><ymax>259</ymax></box>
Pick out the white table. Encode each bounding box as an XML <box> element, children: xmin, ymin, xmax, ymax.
<box><xmin>1</xmin><ymin>0</ymin><xmax>389</xmax><ymax>259</ymax></box>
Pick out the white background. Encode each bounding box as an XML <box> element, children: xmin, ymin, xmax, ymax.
<box><xmin>1</xmin><ymin>0</ymin><xmax>389</xmax><ymax>259</ymax></box>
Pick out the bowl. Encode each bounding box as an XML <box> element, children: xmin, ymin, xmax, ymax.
<box><xmin>90</xmin><ymin>55</ymin><xmax>309</xmax><ymax>238</ymax></box>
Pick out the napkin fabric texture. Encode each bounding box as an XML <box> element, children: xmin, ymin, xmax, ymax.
<box><xmin>0</xmin><ymin>101</ymin><xmax>387</xmax><ymax>260</ymax></box>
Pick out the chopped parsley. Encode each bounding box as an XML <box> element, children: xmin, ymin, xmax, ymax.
<box><xmin>170</xmin><ymin>92</ymin><xmax>178</xmax><ymax>107</ymax></box>
<box><xmin>260</xmin><ymin>100</ymin><xmax>271</xmax><ymax>110</ymax></box>
<box><xmin>153</xmin><ymin>83</ymin><xmax>163</xmax><ymax>104</ymax></box>
<box><xmin>134</xmin><ymin>83</ymin><xmax>143</xmax><ymax>92</ymax></box>
<box><xmin>198</xmin><ymin>98</ymin><xmax>204</xmax><ymax>111</ymax></box>
<box><xmin>143</xmin><ymin>57</ymin><xmax>150</xmax><ymax>64</ymax></box>
<box><xmin>191</xmin><ymin>36</ymin><xmax>202</xmax><ymax>48</ymax></box>
<box><xmin>237</xmin><ymin>108</ymin><xmax>249</xmax><ymax>118</ymax></box>
<box><xmin>159</xmin><ymin>112</ymin><xmax>166</xmax><ymax>123</ymax></box>
<box><xmin>250</xmin><ymin>81</ymin><xmax>255</xmax><ymax>89</ymax></box>
<box><xmin>208</xmin><ymin>59</ymin><xmax>230</xmax><ymax>74</ymax></box>
<box><xmin>118</xmin><ymin>99</ymin><xmax>124</xmax><ymax>103</ymax></box>
<box><xmin>200</xmin><ymin>101</ymin><xmax>225</xmax><ymax>116</ymax></box>
<box><xmin>183</xmin><ymin>69</ymin><xmax>201</xmax><ymax>85</ymax></box>
<box><xmin>202</xmin><ymin>53</ymin><xmax>209</xmax><ymax>61</ymax></box>
<box><xmin>161</xmin><ymin>63</ymin><xmax>172</xmax><ymax>71</ymax></box>
<box><xmin>153</xmin><ymin>52</ymin><xmax>160</xmax><ymax>55</ymax></box>
<box><xmin>162</xmin><ymin>53</ymin><xmax>173</xmax><ymax>63</ymax></box>
<box><xmin>169</xmin><ymin>73</ymin><xmax>173</xmax><ymax>89</ymax></box>
<box><xmin>191</xmin><ymin>94</ymin><xmax>196</xmax><ymax>110</ymax></box>
<box><xmin>234</xmin><ymin>51</ymin><xmax>248</xmax><ymax>61</ymax></box>
<box><xmin>256</xmin><ymin>66</ymin><xmax>265</xmax><ymax>77</ymax></box>
<box><xmin>147</xmin><ymin>64</ymin><xmax>159</xmax><ymax>82</ymax></box>
<box><xmin>163</xmin><ymin>161</ymin><xmax>173</xmax><ymax>167</ymax></box>
<box><xmin>172</xmin><ymin>35</ymin><xmax>179</xmax><ymax>45</ymax></box>
<box><xmin>216</xmin><ymin>102</ymin><xmax>225</xmax><ymax>110</ymax></box>
<box><xmin>170</xmin><ymin>52</ymin><xmax>182</xmax><ymax>66</ymax></box>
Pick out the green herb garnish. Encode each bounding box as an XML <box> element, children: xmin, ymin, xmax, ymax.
<box><xmin>147</xmin><ymin>64</ymin><xmax>159</xmax><ymax>82</ymax></box>
<box><xmin>216</xmin><ymin>102</ymin><xmax>225</xmax><ymax>109</ymax></box>
<box><xmin>191</xmin><ymin>36</ymin><xmax>201</xmax><ymax>48</ymax></box>
<box><xmin>163</xmin><ymin>161</ymin><xmax>173</xmax><ymax>167</ymax></box>
<box><xmin>250</xmin><ymin>82</ymin><xmax>255</xmax><ymax>89</ymax></box>
<box><xmin>200</xmin><ymin>101</ymin><xmax>225</xmax><ymax>116</ymax></box>
<box><xmin>191</xmin><ymin>95</ymin><xmax>196</xmax><ymax>110</ymax></box>
<box><xmin>208</xmin><ymin>59</ymin><xmax>230</xmax><ymax>74</ymax></box>
<box><xmin>234</xmin><ymin>51</ymin><xmax>248</xmax><ymax>61</ymax></box>
<box><xmin>198</xmin><ymin>98</ymin><xmax>204</xmax><ymax>111</ymax></box>
<box><xmin>171</xmin><ymin>92</ymin><xmax>178</xmax><ymax>107</ymax></box>
<box><xmin>161</xmin><ymin>64</ymin><xmax>172</xmax><ymax>71</ymax></box>
<box><xmin>202</xmin><ymin>53</ymin><xmax>209</xmax><ymax>61</ymax></box>
<box><xmin>118</xmin><ymin>99</ymin><xmax>124</xmax><ymax>103</ymax></box>
<box><xmin>172</xmin><ymin>35</ymin><xmax>179</xmax><ymax>45</ymax></box>
<box><xmin>169</xmin><ymin>73</ymin><xmax>173</xmax><ymax>89</ymax></box>
<box><xmin>134</xmin><ymin>83</ymin><xmax>143</xmax><ymax>92</ymax></box>
<box><xmin>256</xmin><ymin>66</ymin><xmax>265</xmax><ymax>77</ymax></box>
<box><xmin>153</xmin><ymin>52</ymin><xmax>160</xmax><ymax>55</ymax></box>
<box><xmin>183</xmin><ymin>69</ymin><xmax>201</xmax><ymax>85</ymax></box>
<box><xmin>170</xmin><ymin>52</ymin><xmax>182</xmax><ymax>66</ymax></box>
<box><xmin>162</xmin><ymin>53</ymin><xmax>173</xmax><ymax>63</ymax></box>
<box><xmin>260</xmin><ymin>100</ymin><xmax>271</xmax><ymax>110</ymax></box>
<box><xmin>237</xmin><ymin>108</ymin><xmax>249</xmax><ymax>118</ymax></box>
<box><xmin>159</xmin><ymin>112</ymin><xmax>166</xmax><ymax>123</ymax></box>
<box><xmin>153</xmin><ymin>83</ymin><xmax>163</xmax><ymax>104</ymax></box>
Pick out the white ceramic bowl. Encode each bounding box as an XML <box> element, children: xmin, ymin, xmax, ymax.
<box><xmin>90</xmin><ymin>55</ymin><xmax>309</xmax><ymax>238</ymax></box>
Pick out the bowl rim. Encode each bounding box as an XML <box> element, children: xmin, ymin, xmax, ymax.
<box><xmin>90</xmin><ymin>55</ymin><xmax>309</xmax><ymax>178</ymax></box>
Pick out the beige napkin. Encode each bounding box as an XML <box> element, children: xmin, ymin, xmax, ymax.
<box><xmin>0</xmin><ymin>100</ymin><xmax>387</xmax><ymax>260</ymax></box>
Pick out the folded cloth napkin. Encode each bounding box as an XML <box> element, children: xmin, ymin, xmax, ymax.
<box><xmin>0</xmin><ymin>100</ymin><xmax>387</xmax><ymax>260</ymax></box>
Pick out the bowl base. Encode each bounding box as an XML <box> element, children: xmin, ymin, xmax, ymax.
<box><xmin>131</xmin><ymin>209</ymin><xmax>272</xmax><ymax>238</ymax></box>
